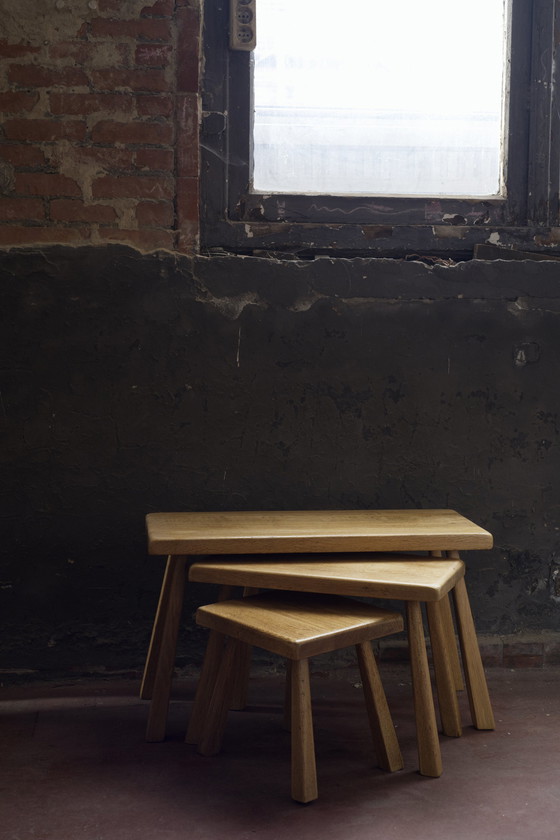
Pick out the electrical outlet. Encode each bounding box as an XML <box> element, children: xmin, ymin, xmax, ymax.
<box><xmin>230</xmin><ymin>0</ymin><xmax>256</xmax><ymax>51</ymax></box>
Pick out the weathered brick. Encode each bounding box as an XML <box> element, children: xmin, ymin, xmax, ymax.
<box><xmin>503</xmin><ymin>642</ymin><xmax>544</xmax><ymax>668</ymax></box>
<box><xmin>177</xmin><ymin>5</ymin><xmax>201</xmax><ymax>92</ymax></box>
<box><xmin>176</xmin><ymin>175</ymin><xmax>199</xmax><ymax>253</ymax></box>
<box><xmin>0</xmin><ymin>41</ymin><xmax>41</xmax><ymax>59</ymax></box>
<box><xmin>135</xmin><ymin>44</ymin><xmax>172</xmax><ymax>67</ymax></box>
<box><xmin>91</xmin><ymin>69</ymin><xmax>168</xmax><ymax>92</ymax></box>
<box><xmin>91</xmin><ymin>120</ymin><xmax>173</xmax><ymax>146</ymax></box>
<box><xmin>141</xmin><ymin>0</ymin><xmax>175</xmax><ymax>15</ymax></box>
<box><xmin>50</xmin><ymin>199</ymin><xmax>117</xmax><ymax>224</ymax></box>
<box><xmin>135</xmin><ymin>200</ymin><xmax>174</xmax><ymax>227</ymax></box>
<box><xmin>0</xmin><ymin>91</ymin><xmax>39</xmax><ymax>113</ymax></box>
<box><xmin>176</xmin><ymin>93</ymin><xmax>199</xmax><ymax>178</ymax></box>
<box><xmin>477</xmin><ymin>637</ymin><xmax>504</xmax><ymax>667</ymax></box>
<box><xmin>97</xmin><ymin>0</ymin><xmax>121</xmax><ymax>10</ymax></box>
<box><xmin>57</xmin><ymin>147</ymin><xmax>136</xmax><ymax>172</ymax></box>
<box><xmin>0</xmin><ymin>145</ymin><xmax>47</xmax><ymax>168</ymax></box>
<box><xmin>49</xmin><ymin>93</ymin><xmax>134</xmax><ymax>116</ymax></box>
<box><xmin>4</xmin><ymin>120</ymin><xmax>87</xmax><ymax>142</ymax></box>
<box><xmin>48</xmin><ymin>42</ymin><xmax>93</xmax><ymax>63</ymax></box>
<box><xmin>544</xmin><ymin>639</ymin><xmax>560</xmax><ymax>666</ymax></box>
<box><xmin>48</xmin><ymin>41</ymin><xmax>130</xmax><ymax>67</ymax></box>
<box><xmin>15</xmin><ymin>173</ymin><xmax>82</xmax><ymax>197</ymax></box>
<box><xmin>0</xmin><ymin>198</ymin><xmax>45</xmax><ymax>222</ymax></box>
<box><xmin>136</xmin><ymin>94</ymin><xmax>173</xmax><ymax>117</ymax></box>
<box><xmin>92</xmin><ymin>175</ymin><xmax>173</xmax><ymax>200</ymax></box>
<box><xmin>135</xmin><ymin>148</ymin><xmax>174</xmax><ymax>172</ymax></box>
<box><xmin>101</xmin><ymin>227</ymin><xmax>175</xmax><ymax>251</ymax></box>
<box><xmin>8</xmin><ymin>65</ymin><xmax>89</xmax><ymax>88</ymax></box>
<box><xmin>0</xmin><ymin>226</ymin><xmax>91</xmax><ymax>246</ymax></box>
<box><xmin>90</xmin><ymin>18</ymin><xmax>171</xmax><ymax>41</ymax></box>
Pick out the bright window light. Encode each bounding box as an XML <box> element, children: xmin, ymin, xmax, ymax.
<box><xmin>252</xmin><ymin>0</ymin><xmax>508</xmax><ymax>197</ymax></box>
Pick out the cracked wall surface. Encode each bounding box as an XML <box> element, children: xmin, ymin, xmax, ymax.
<box><xmin>2</xmin><ymin>246</ymin><xmax>560</xmax><ymax>672</ymax></box>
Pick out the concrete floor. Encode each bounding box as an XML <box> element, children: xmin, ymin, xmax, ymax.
<box><xmin>1</xmin><ymin>666</ymin><xmax>559</xmax><ymax>840</ymax></box>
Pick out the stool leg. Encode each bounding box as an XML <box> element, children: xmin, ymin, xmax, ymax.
<box><xmin>229</xmin><ymin>588</ymin><xmax>258</xmax><ymax>710</ymax></box>
<box><xmin>186</xmin><ymin>584</ymin><xmax>236</xmax><ymax>743</ymax></box>
<box><xmin>141</xmin><ymin>554</ymin><xmax>186</xmax><ymax>701</ymax></box>
<box><xmin>429</xmin><ymin>551</ymin><xmax>464</xmax><ymax>691</ymax></box>
<box><xmin>440</xmin><ymin>594</ymin><xmax>464</xmax><ymax>691</ymax></box>
<box><xmin>406</xmin><ymin>601</ymin><xmax>443</xmax><ymax>778</ymax></box>
<box><xmin>426</xmin><ymin>601</ymin><xmax>462</xmax><ymax>737</ymax></box>
<box><xmin>452</xmin><ymin>577</ymin><xmax>495</xmax><ymax>730</ymax></box>
<box><xmin>228</xmin><ymin>642</ymin><xmax>253</xmax><ymax>711</ymax></box>
<box><xmin>291</xmin><ymin>658</ymin><xmax>318</xmax><ymax>803</ymax></box>
<box><xmin>186</xmin><ymin>629</ymin><xmax>226</xmax><ymax>744</ymax></box>
<box><xmin>283</xmin><ymin>660</ymin><xmax>292</xmax><ymax>731</ymax></box>
<box><xmin>356</xmin><ymin>642</ymin><xmax>403</xmax><ymax>772</ymax></box>
<box><xmin>198</xmin><ymin>637</ymin><xmax>239</xmax><ymax>756</ymax></box>
<box><xmin>145</xmin><ymin>555</ymin><xmax>187</xmax><ymax>742</ymax></box>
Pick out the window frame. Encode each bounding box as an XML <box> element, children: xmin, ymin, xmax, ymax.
<box><xmin>200</xmin><ymin>0</ymin><xmax>560</xmax><ymax>258</ymax></box>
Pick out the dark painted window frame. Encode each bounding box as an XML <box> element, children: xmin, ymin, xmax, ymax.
<box><xmin>200</xmin><ymin>0</ymin><xmax>560</xmax><ymax>259</ymax></box>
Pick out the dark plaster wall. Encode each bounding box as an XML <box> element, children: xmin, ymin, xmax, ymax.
<box><xmin>2</xmin><ymin>246</ymin><xmax>560</xmax><ymax>673</ymax></box>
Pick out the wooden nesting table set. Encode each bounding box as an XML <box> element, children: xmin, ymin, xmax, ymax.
<box><xmin>141</xmin><ymin>509</ymin><xmax>494</xmax><ymax>799</ymax></box>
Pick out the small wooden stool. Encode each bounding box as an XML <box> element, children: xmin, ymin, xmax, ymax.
<box><xmin>189</xmin><ymin>554</ymin><xmax>495</xmax><ymax>778</ymax></box>
<box><xmin>190</xmin><ymin>592</ymin><xmax>404</xmax><ymax>803</ymax></box>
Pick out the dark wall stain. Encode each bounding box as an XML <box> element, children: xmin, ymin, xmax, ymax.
<box><xmin>2</xmin><ymin>246</ymin><xmax>560</xmax><ymax>672</ymax></box>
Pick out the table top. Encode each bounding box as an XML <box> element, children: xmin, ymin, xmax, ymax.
<box><xmin>189</xmin><ymin>556</ymin><xmax>466</xmax><ymax>601</ymax></box>
<box><xmin>146</xmin><ymin>509</ymin><xmax>492</xmax><ymax>555</ymax></box>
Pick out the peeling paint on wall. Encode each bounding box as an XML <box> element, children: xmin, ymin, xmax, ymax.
<box><xmin>2</xmin><ymin>246</ymin><xmax>560</xmax><ymax>671</ymax></box>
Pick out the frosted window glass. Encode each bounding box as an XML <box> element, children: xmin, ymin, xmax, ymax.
<box><xmin>253</xmin><ymin>0</ymin><xmax>507</xmax><ymax>197</ymax></box>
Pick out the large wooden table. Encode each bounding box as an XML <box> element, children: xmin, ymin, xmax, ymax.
<box><xmin>142</xmin><ymin>509</ymin><xmax>493</xmax><ymax>773</ymax></box>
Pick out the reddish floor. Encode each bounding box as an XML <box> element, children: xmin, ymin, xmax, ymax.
<box><xmin>1</xmin><ymin>666</ymin><xmax>559</xmax><ymax>840</ymax></box>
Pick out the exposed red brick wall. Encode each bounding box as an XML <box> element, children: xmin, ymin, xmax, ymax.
<box><xmin>0</xmin><ymin>0</ymin><xmax>201</xmax><ymax>254</ymax></box>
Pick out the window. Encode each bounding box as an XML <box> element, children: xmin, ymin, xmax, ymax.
<box><xmin>201</xmin><ymin>1</ymin><xmax>560</xmax><ymax>258</ymax></box>
<box><xmin>253</xmin><ymin>0</ymin><xmax>506</xmax><ymax>199</ymax></box>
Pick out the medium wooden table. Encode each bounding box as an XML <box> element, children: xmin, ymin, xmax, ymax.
<box><xmin>142</xmin><ymin>509</ymin><xmax>493</xmax><ymax>769</ymax></box>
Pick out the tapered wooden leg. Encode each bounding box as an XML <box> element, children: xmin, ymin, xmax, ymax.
<box><xmin>283</xmin><ymin>660</ymin><xmax>292</xmax><ymax>731</ymax></box>
<box><xmin>426</xmin><ymin>601</ymin><xmax>462</xmax><ymax>737</ymax></box>
<box><xmin>141</xmin><ymin>555</ymin><xmax>187</xmax><ymax>700</ymax></box>
<box><xmin>186</xmin><ymin>628</ymin><xmax>227</xmax><ymax>744</ymax></box>
<box><xmin>406</xmin><ymin>601</ymin><xmax>443</xmax><ymax>778</ymax></box>
<box><xmin>291</xmin><ymin>658</ymin><xmax>318</xmax><ymax>803</ymax></box>
<box><xmin>429</xmin><ymin>551</ymin><xmax>464</xmax><ymax>690</ymax></box>
<box><xmin>356</xmin><ymin>642</ymin><xmax>403</xmax><ymax>772</ymax></box>
<box><xmin>228</xmin><ymin>642</ymin><xmax>253</xmax><ymax>711</ymax></box>
<box><xmin>440</xmin><ymin>594</ymin><xmax>464</xmax><ymax>691</ymax></box>
<box><xmin>229</xmin><ymin>587</ymin><xmax>257</xmax><ymax>710</ymax></box>
<box><xmin>198</xmin><ymin>637</ymin><xmax>239</xmax><ymax>756</ymax></box>
<box><xmin>452</xmin><ymin>577</ymin><xmax>495</xmax><ymax>730</ymax></box>
<box><xmin>186</xmin><ymin>584</ymin><xmax>236</xmax><ymax>743</ymax></box>
<box><xmin>145</xmin><ymin>555</ymin><xmax>187</xmax><ymax>742</ymax></box>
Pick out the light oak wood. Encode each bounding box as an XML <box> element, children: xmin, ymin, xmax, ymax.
<box><xmin>429</xmin><ymin>550</ymin><xmax>464</xmax><ymax>691</ymax></box>
<box><xmin>140</xmin><ymin>555</ymin><xmax>186</xmax><ymax>701</ymax></box>
<box><xmin>194</xmin><ymin>592</ymin><xmax>403</xmax><ymax>802</ymax></box>
<box><xmin>406</xmin><ymin>601</ymin><xmax>443</xmax><ymax>778</ymax></box>
<box><xmin>142</xmin><ymin>508</ymin><xmax>493</xmax><ymax>764</ymax></box>
<box><xmin>189</xmin><ymin>556</ymin><xmax>465</xmax><ymax>602</ymax></box>
<box><xmin>426</xmin><ymin>601</ymin><xmax>462</xmax><ymax>737</ymax></box>
<box><xmin>147</xmin><ymin>509</ymin><xmax>493</xmax><ymax>555</ymax></box>
<box><xmin>197</xmin><ymin>637</ymin><xmax>240</xmax><ymax>756</ymax></box>
<box><xmin>145</xmin><ymin>555</ymin><xmax>186</xmax><ymax>742</ymax></box>
<box><xmin>439</xmin><ymin>594</ymin><xmax>464</xmax><ymax>692</ymax></box>
<box><xmin>186</xmin><ymin>628</ymin><xmax>227</xmax><ymax>745</ymax></box>
<box><xmin>186</xmin><ymin>584</ymin><xmax>235</xmax><ymax>745</ymax></box>
<box><xmin>452</xmin><ymin>576</ymin><xmax>496</xmax><ymax>730</ymax></box>
<box><xmin>196</xmin><ymin>593</ymin><xmax>404</xmax><ymax>659</ymax></box>
<box><xmin>229</xmin><ymin>587</ymin><xmax>259</xmax><ymax>711</ymax></box>
<box><xmin>356</xmin><ymin>641</ymin><xmax>404</xmax><ymax>772</ymax></box>
<box><xmin>291</xmin><ymin>658</ymin><xmax>318</xmax><ymax>803</ymax></box>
